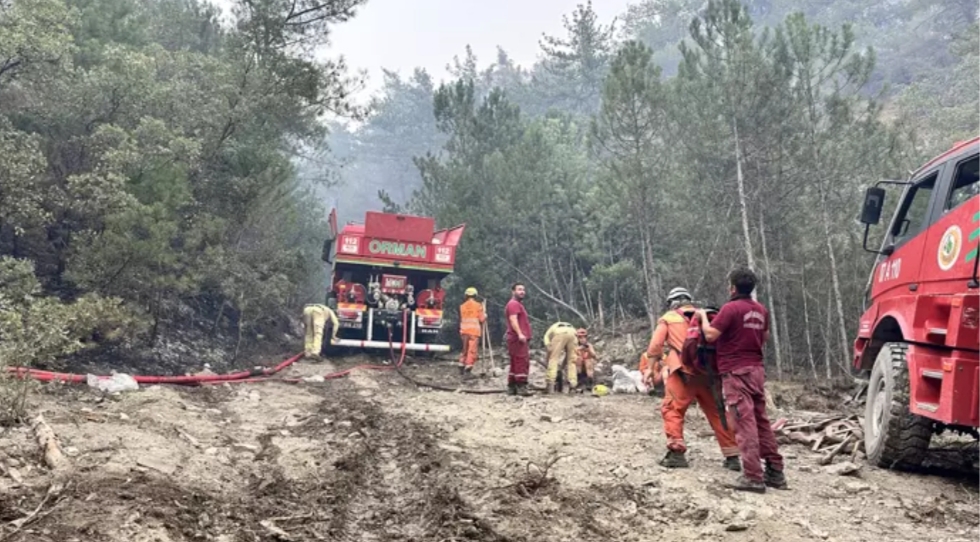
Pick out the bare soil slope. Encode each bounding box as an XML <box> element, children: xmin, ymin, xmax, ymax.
<box><xmin>1</xmin><ymin>356</ymin><xmax>976</xmax><ymax>542</ymax></box>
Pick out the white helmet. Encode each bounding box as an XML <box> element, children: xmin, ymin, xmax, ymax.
<box><xmin>666</xmin><ymin>287</ymin><xmax>692</xmax><ymax>302</ymax></box>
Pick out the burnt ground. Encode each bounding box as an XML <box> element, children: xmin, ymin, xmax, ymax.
<box><xmin>0</xmin><ymin>353</ymin><xmax>977</xmax><ymax>542</ymax></box>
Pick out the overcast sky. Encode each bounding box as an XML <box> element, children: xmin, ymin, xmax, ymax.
<box><xmin>327</xmin><ymin>0</ymin><xmax>632</xmax><ymax>101</ymax></box>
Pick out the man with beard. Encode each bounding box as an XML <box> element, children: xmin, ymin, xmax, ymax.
<box><xmin>505</xmin><ymin>282</ymin><xmax>533</xmax><ymax>396</ymax></box>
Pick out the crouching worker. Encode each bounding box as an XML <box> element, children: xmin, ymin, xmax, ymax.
<box><xmin>644</xmin><ymin>287</ymin><xmax>740</xmax><ymax>471</ymax></box>
<box><xmin>302</xmin><ymin>303</ymin><xmax>339</xmax><ymax>359</ymax></box>
<box><xmin>543</xmin><ymin>321</ymin><xmax>578</xmax><ymax>394</ymax></box>
<box><xmin>575</xmin><ymin>328</ymin><xmax>597</xmax><ymax>390</ymax></box>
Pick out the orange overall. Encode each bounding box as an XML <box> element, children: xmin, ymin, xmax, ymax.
<box><xmin>458</xmin><ymin>298</ymin><xmax>485</xmax><ymax>369</ymax></box>
<box><xmin>647</xmin><ymin>306</ymin><xmax>738</xmax><ymax>458</ymax></box>
<box><xmin>576</xmin><ymin>342</ymin><xmax>596</xmax><ymax>381</ymax></box>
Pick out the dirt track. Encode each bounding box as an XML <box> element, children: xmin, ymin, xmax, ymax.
<box><xmin>1</xmin><ymin>355</ymin><xmax>977</xmax><ymax>542</ymax></box>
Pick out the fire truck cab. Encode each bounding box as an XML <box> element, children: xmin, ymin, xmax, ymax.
<box><xmin>854</xmin><ymin>136</ymin><xmax>980</xmax><ymax>469</ymax></box>
<box><xmin>321</xmin><ymin>210</ymin><xmax>465</xmax><ymax>353</ymax></box>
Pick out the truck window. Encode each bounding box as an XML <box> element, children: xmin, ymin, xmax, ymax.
<box><xmin>944</xmin><ymin>155</ymin><xmax>979</xmax><ymax>213</ymax></box>
<box><xmin>891</xmin><ymin>172</ymin><xmax>937</xmax><ymax>243</ymax></box>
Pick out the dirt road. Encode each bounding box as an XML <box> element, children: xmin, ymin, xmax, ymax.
<box><xmin>1</xmin><ymin>355</ymin><xmax>977</xmax><ymax>541</ymax></box>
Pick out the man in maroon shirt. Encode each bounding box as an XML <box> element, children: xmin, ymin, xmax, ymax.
<box><xmin>699</xmin><ymin>267</ymin><xmax>787</xmax><ymax>493</ymax></box>
<box><xmin>505</xmin><ymin>282</ymin><xmax>533</xmax><ymax>396</ymax></box>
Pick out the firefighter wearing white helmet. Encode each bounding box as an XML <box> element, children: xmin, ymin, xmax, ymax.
<box><xmin>458</xmin><ymin>287</ymin><xmax>486</xmax><ymax>376</ymax></box>
<box><xmin>667</xmin><ymin>287</ymin><xmax>692</xmax><ymax>304</ymax></box>
<box><xmin>644</xmin><ymin>286</ymin><xmax>740</xmax><ymax>470</ymax></box>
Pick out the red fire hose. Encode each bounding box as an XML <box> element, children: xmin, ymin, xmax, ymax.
<box><xmin>6</xmin><ymin>310</ymin><xmax>509</xmax><ymax>394</ymax></box>
<box><xmin>5</xmin><ymin>312</ymin><xmax>412</xmax><ymax>388</ymax></box>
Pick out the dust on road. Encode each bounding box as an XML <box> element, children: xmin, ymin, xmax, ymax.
<box><xmin>0</xmin><ymin>356</ymin><xmax>976</xmax><ymax>542</ymax></box>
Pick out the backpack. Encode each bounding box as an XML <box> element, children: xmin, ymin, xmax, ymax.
<box><xmin>680</xmin><ymin>307</ymin><xmax>719</xmax><ymax>374</ymax></box>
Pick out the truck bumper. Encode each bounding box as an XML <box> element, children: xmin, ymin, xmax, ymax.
<box><xmin>332</xmin><ymin>339</ymin><xmax>450</xmax><ymax>352</ymax></box>
<box><xmin>909</xmin><ymin>345</ymin><xmax>980</xmax><ymax>427</ymax></box>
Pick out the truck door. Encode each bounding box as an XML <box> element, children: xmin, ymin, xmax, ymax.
<box><xmin>917</xmin><ymin>152</ymin><xmax>980</xmax><ymax>296</ymax></box>
<box><xmin>871</xmin><ymin>165</ymin><xmax>946</xmax><ymax>301</ymax></box>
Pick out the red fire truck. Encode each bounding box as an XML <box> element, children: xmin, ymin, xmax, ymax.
<box><xmin>321</xmin><ymin>210</ymin><xmax>465</xmax><ymax>353</ymax></box>
<box><xmin>855</xmin><ymin>136</ymin><xmax>980</xmax><ymax>469</ymax></box>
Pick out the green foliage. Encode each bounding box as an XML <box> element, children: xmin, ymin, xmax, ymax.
<box><xmin>0</xmin><ymin>0</ymin><xmax>361</xmax><ymax>371</ymax></box>
<box><xmin>394</xmin><ymin>1</ymin><xmax>962</xmax><ymax>379</ymax></box>
<box><xmin>0</xmin><ymin>256</ymin><xmax>145</xmax><ymax>423</ymax></box>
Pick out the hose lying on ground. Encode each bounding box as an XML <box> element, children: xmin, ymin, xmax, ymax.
<box><xmin>6</xmin><ymin>309</ymin><xmax>537</xmax><ymax>394</ymax></box>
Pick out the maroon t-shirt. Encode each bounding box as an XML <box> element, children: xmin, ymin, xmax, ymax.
<box><xmin>711</xmin><ymin>297</ymin><xmax>769</xmax><ymax>373</ymax></box>
<box><xmin>505</xmin><ymin>298</ymin><xmax>531</xmax><ymax>341</ymax></box>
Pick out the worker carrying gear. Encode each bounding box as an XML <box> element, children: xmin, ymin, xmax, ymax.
<box><xmin>303</xmin><ymin>303</ymin><xmax>339</xmax><ymax>359</ymax></box>
<box><xmin>543</xmin><ymin>321</ymin><xmax>578</xmax><ymax>394</ymax></box>
<box><xmin>643</xmin><ymin>288</ymin><xmax>739</xmax><ymax>471</ymax></box>
<box><xmin>574</xmin><ymin>328</ymin><xmax>598</xmax><ymax>391</ymax></box>
<box><xmin>458</xmin><ymin>288</ymin><xmax>486</xmax><ymax>376</ymax></box>
<box><xmin>700</xmin><ymin>267</ymin><xmax>786</xmax><ymax>493</ymax></box>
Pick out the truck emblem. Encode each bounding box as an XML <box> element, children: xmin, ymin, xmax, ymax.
<box><xmin>368</xmin><ymin>239</ymin><xmax>427</xmax><ymax>259</ymax></box>
<box><xmin>937</xmin><ymin>225</ymin><xmax>962</xmax><ymax>271</ymax></box>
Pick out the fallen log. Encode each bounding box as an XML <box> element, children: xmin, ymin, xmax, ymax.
<box><xmin>787</xmin><ymin>431</ymin><xmax>817</xmax><ymax>446</ymax></box>
<box><xmin>31</xmin><ymin>414</ymin><xmax>69</xmax><ymax>472</ymax></box>
<box><xmin>818</xmin><ymin>435</ymin><xmax>854</xmax><ymax>466</ymax></box>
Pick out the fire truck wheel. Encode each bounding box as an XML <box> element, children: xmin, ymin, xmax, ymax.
<box><xmin>864</xmin><ymin>342</ymin><xmax>933</xmax><ymax>469</ymax></box>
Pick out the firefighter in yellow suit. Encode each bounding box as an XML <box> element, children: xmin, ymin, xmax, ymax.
<box><xmin>303</xmin><ymin>303</ymin><xmax>339</xmax><ymax>359</ymax></box>
<box><xmin>543</xmin><ymin>321</ymin><xmax>578</xmax><ymax>394</ymax></box>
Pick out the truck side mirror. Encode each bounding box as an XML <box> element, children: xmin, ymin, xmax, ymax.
<box><xmin>321</xmin><ymin>239</ymin><xmax>333</xmax><ymax>263</ymax></box>
<box><xmin>859</xmin><ymin>187</ymin><xmax>886</xmax><ymax>225</ymax></box>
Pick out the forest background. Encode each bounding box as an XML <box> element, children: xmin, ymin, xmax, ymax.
<box><xmin>1</xmin><ymin>0</ymin><xmax>977</xmax><ymax>383</ymax></box>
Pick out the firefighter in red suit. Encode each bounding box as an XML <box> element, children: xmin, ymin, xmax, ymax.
<box><xmin>699</xmin><ymin>267</ymin><xmax>788</xmax><ymax>493</ymax></box>
<box><xmin>505</xmin><ymin>282</ymin><xmax>533</xmax><ymax>396</ymax></box>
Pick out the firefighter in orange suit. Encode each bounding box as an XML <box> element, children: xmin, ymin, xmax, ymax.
<box><xmin>644</xmin><ymin>287</ymin><xmax>740</xmax><ymax>471</ymax></box>
<box><xmin>575</xmin><ymin>328</ymin><xmax>597</xmax><ymax>390</ymax></box>
<box><xmin>458</xmin><ymin>287</ymin><xmax>486</xmax><ymax>376</ymax></box>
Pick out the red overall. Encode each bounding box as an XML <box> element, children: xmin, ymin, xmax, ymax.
<box><xmin>505</xmin><ymin>298</ymin><xmax>531</xmax><ymax>385</ymax></box>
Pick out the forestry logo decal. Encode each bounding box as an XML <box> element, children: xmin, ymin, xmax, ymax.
<box><xmin>937</xmin><ymin>225</ymin><xmax>962</xmax><ymax>271</ymax></box>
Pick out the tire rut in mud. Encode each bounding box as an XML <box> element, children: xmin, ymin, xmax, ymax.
<box><xmin>0</xmin><ymin>392</ymin><xmax>508</xmax><ymax>542</ymax></box>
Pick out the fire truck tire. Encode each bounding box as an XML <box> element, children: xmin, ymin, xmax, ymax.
<box><xmin>864</xmin><ymin>342</ymin><xmax>933</xmax><ymax>469</ymax></box>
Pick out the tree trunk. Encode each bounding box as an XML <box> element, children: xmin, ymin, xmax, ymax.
<box><xmin>640</xmin><ymin>226</ymin><xmax>660</xmax><ymax>330</ymax></box>
<box><xmin>235</xmin><ymin>295</ymin><xmax>246</xmax><ymax>361</ymax></box>
<box><xmin>759</xmin><ymin>209</ymin><xmax>783</xmax><ymax>380</ymax></box>
<box><xmin>819</xmin><ymin>183</ymin><xmax>852</xmax><ymax>367</ymax></box>
<box><xmin>732</xmin><ymin>120</ymin><xmax>756</xmax><ymax>275</ymax></box>
<box><xmin>597</xmin><ymin>290</ymin><xmax>605</xmax><ymax>330</ymax></box>
<box><xmin>824</xmin><ymin>292</ymin><xmax>833</xmax><ymax>380</ymax></box>
<box><xmin>801</xmin><ymin>266</ymin><xmax>818</xmax><ymax>379</ymax></box>
<box><xmin>776</xmin><ymin>236</ymin><xmax>792</xmax><ymax>368</ymax></box>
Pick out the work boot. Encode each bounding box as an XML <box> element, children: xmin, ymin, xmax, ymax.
<box><xmin>507</xmin><ymin>383</ymin><xmax>518</xmax><ymax>396</ymax></box>
<box><xmin>543</xmin><ymin>381</ymin><xmax>555</xmax><ymax>394</ymax></box>
<box><xmin>764</xmin><ymin>465</ymin><xmax>788</xmax><ymax>490</ymax></box>
<box><xmin>723</xmin><ymin>456</ymin><xmax>742</xmax><ymax>472</ymax></box>
<box><xmin>459</xmin><ymin>365</ymin><xmax>466</xmax><ymax>376</ymax></box>
<box><xmin>516</xmin><ymin>383</ymin><xmax>534</xmax><ymax>397</ymax></box>
<box><xmin>659</xmin><ymin>450</ymin><xmax>690</xmax><ymax>468</ymax></box>
<box><xmin>724</xmin><ymin>475</ymin><xmax>767</xmax><ymax>494</ymax></box>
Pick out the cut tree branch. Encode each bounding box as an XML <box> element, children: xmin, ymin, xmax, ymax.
<box><xmin>492</xmin><ymin>253</ymin><xmax>589</xmax><ymax>324</ymax></box>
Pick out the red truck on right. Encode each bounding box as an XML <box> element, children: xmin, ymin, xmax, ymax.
<box><xmin>854</xmin><ymin>136</ymin><xmax>980</xmax><ymax>469</ymax></box>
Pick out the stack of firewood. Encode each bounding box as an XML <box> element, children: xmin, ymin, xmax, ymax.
<box><xmin>774</xmin><ymin>414</ymin><xmax>866</xmax><ymax>465</ymax></box>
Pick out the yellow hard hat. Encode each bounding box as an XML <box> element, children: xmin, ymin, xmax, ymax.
<box><xmin>465</xmin><ymin>287</ymin><xmax>478</xmax><ymax>297</ymax></box>
<box><xmin>592</xmin><ymin>384</ymin><xmax>609</xmax><ymax>397</ymax></box>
